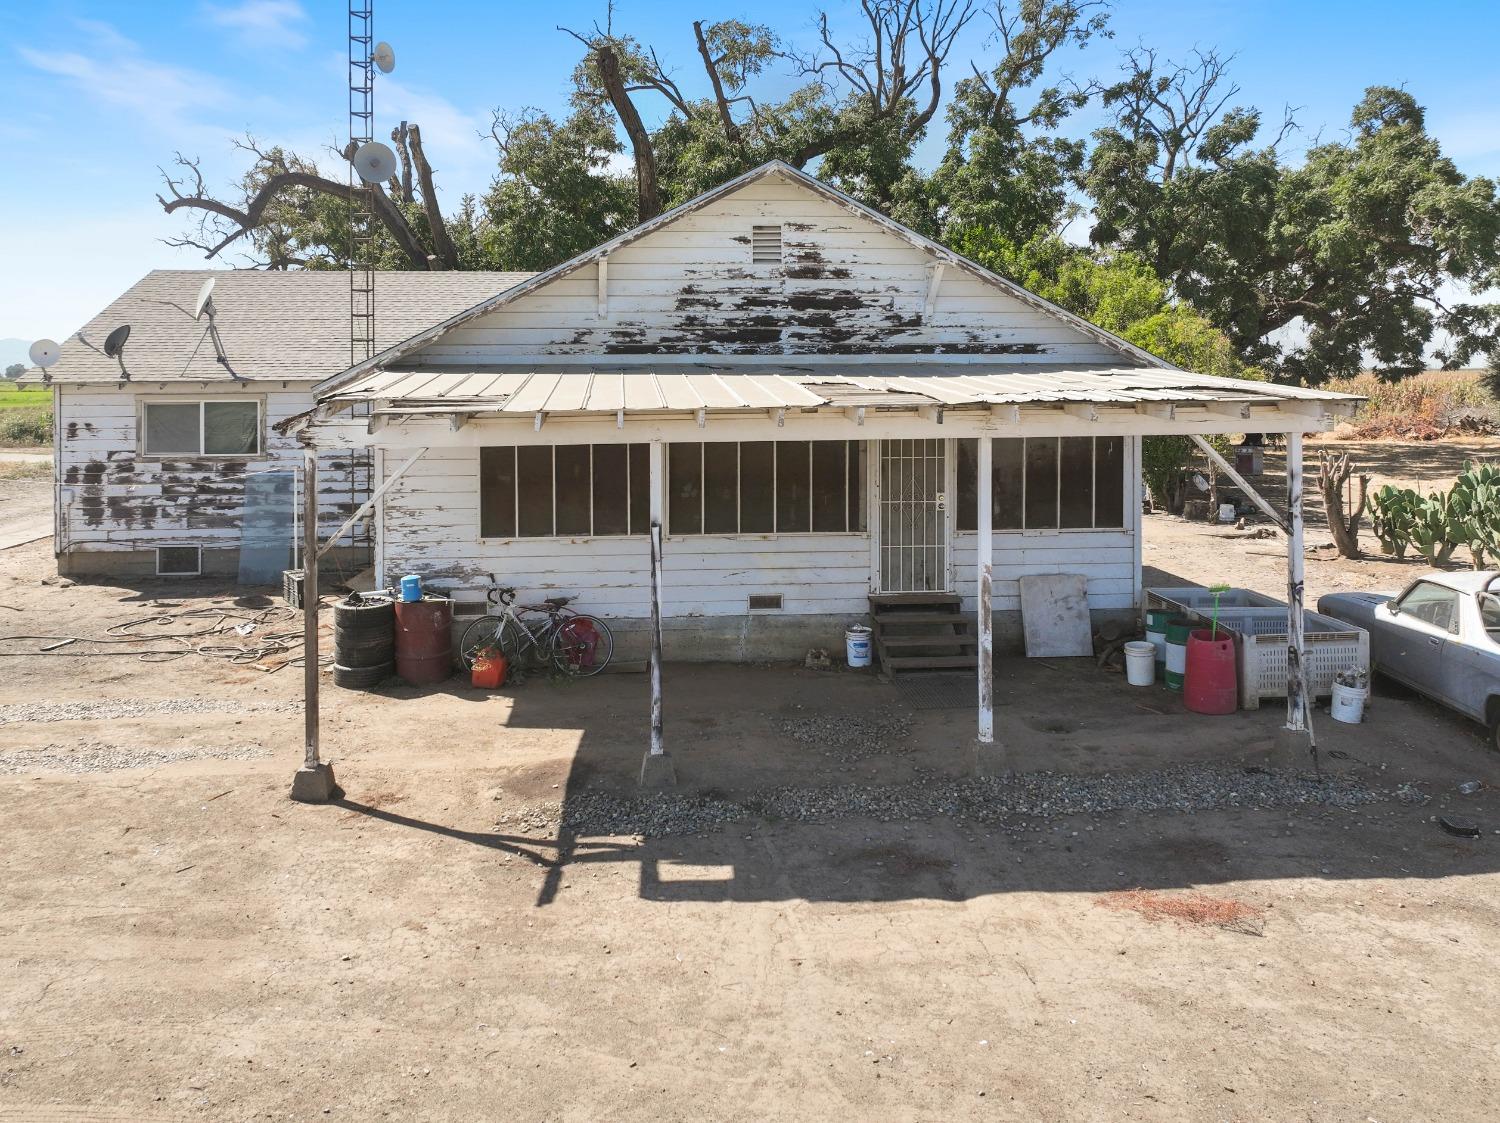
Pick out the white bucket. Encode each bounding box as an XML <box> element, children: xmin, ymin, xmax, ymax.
<box><xmin>845</xmin><ymin>625</ymin><xmax>873</xmax><ymax>668</ymax></box>
<box><xmin>1124</xmin><ymin>641</ymin><xmax>1157</xmax><ymax>687</ymax></box>
<box><xmin>1218</xmin><ymin>503</ymin><xmax>1237</xmax><ymax>523</ymax></box>
<box><xmin>1330</xmin><ymin>682</ymin><xmax>1368</xmax><ymax>724</ymax></box>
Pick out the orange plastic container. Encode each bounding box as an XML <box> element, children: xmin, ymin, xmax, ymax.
<box><xmin>1184</xmin><ymin>628</ymin><xmax>1237</xmax><ymax>715</ymax></box>
<box><xmin>471</xmin><ymin>653</ymin><xmax>507</xmax><ymax>689</ymax></box>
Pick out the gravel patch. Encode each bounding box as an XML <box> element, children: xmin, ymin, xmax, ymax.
<box><xmin>515</xmin><ymin>764</ymin><xmax>1400</xmax><ymax>838</ymax></box>
<box><xmin>772</xmin><ymin>707</ymin><xmax>914</xmax><ymax>763</ymax></box>
<box><xmin>0</xmin><ymin>698</ymin><xmax>294</xmax><ymax>726</ymax></box>
<box><xmin>0</xmin><ymin>741</ymin><xmax>270</xmax><ymax>775</ymax></box>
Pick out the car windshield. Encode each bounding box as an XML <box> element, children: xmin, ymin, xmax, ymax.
<box><xmin>1397</xmin><ymin>581</ymin><xmax>1459</xmax><ymax>633</ymax></box>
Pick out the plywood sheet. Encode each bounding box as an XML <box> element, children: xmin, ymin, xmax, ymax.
<box><xmin>1020</xmin><ymin>573</ymin><xmax>1093</xmax><ymax>657</ymax></box>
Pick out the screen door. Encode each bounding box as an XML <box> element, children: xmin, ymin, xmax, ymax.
<box><xmin>878</xmin><ymin>439</ymin><xmax>949</xmax><ymax>592</ymax></box>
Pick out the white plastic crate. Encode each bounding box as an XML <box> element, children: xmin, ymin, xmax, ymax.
<box><xmin>1145</xmin><ymin>586</ymin><xmax>1282</xmax><ymax>613</ymax></box>
<box><xmin>1145</xmin><ymin>588</ymin><xmax>1369</xmax><ymax>709</ymax></box>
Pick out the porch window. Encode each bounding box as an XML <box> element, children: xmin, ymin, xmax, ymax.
<box><xmin>479</xmin><ymin>444</ymin><xmax>650</xmax><ymax>538</ymax></box>
<box><xmin>956</xmin><ymin>436</ymin><xmax>1125</xmax><ymax>531</ymax></box>
<box><xmin>668</xmin><ymin>441</ymin><xmax>866</xmax><ymax>535</ymax></box>
<box><xmin>142</xmin><ymin>400</ymin><xmax>260</xmax><ymax>457</ymax></box>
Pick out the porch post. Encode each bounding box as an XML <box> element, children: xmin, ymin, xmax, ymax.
<box><xmin>1285</xmin><ymin>432</ymin><xmax>1310</xmax><ymax>738</ymax></box>
<box><xmin>976</xmin><ymin>435</ymin><xmax>994</xmax><ymax>744</ymax></box>
<box><xmin>291</xmin><ymin>448</ymin><xmax>337</xmax><ymax>802</ymax></box>
<box><xmin>641</xmin><ymin>438</ymin><xmax>676</xmax><ymax>787</ymax></box>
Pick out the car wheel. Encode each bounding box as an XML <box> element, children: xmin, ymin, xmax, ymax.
<box><xmin>1488</xmin><ymin>700</ymin><xmax>1500</xmax><ymax>753</ymax></box>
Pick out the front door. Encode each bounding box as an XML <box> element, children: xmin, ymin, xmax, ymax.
<box><xmin>877</xmin><ymin>439</ymin><xmax>949</xmax><ymax>592</ymax></box>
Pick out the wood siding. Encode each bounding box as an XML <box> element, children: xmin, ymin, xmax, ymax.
<box><xmin>379</xmin><ymin>443</ymin><xmax>1138</xmax><ymax>619</ymax></box>
<box><xmin>56</xmin><ymin>383</ymin><xmax>368</xmax><ymax>557</ymax></box>
<box><xmin>408</xmin><ymin>175</ymin><xmax>1130</xmax><ymax>366</ymax></box>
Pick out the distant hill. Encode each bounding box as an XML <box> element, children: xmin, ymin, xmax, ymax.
<box><xmin>0</xmin><ymin>338</ymin><xmax>33</xmax><ymax>372</ymax></box>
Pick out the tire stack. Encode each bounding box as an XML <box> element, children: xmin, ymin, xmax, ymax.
<box><xmin>333</xmin><ymin>594</ymin><xmax>395</xmax><ymax>689</ymax></box>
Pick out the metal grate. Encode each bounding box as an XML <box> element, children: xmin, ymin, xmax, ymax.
<box><xmin>879</xmin><ymin>439</ymin><xmax>948</xmax><ymax>592</ymax></box>
<box><xmin>751</xmin><ymin>224</ymin><xmax>782</xmax><ymax>264</ymax></box>
<box><xmin>747</xmin><ymin>593</ymin><xmax>783</xmax><ymax>611</ymax></box>
<box><xmin>895</xmin><ymin>672</ymin><xmax>985</xmax><ymax>710</ymax></box>
<box><xmin>157</xmin><ymin>546</ymin><xmax>201</xmax><ymax>576</ymax></box>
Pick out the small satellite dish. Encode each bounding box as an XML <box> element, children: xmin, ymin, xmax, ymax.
<box><xmin>371</xmin><ymin>41</ymin><xmax>396</xmax><ymax>73</ymax></box>
<box><xmin>28</xmin><ymin>339</ymin><xmax>61</xmax><ymax>369</ymax></box>
<box><xmin>103</xmin><ymin>324</ymin><xmax>131</xmax><ymax>358</ymax></box>
<box><xmin>193</xmin><ymin>277</ymin><xmax>216</xmax><ymax>320</ymax></box>
<box><xmin>353</xmin><ymin>140</ymin><xmax>398</xmax><ymax>184</ymax></box>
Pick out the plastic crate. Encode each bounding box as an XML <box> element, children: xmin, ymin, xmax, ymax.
<box><xmin>283</xmin><ymin>568</ymin><xmax>304</xmax><ymax>609</ymax></box>
<box><xmin>1145</xmin><ymin>588</ymin><xmax>1369</xmax><ymax>709</ymax></box>
<box><xmin>1145</xmin><ymin>586</ymin><xmax>1282</xmax><ymax>613</ymax></box>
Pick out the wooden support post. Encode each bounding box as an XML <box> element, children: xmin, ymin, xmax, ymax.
<box><xmin>291</xmin><ymin>448</ymin><xmax>337</xmax><ymax>802</ymax></box>
<box><xmin>976</xmin><ymin>435</ymin><xmax>995</xmax><ymax>745</ymax></box>
<box><xmin>1284</xmin><ymin>432</ymin><xmax>1314</xmax><ymax>749</ymax></box>
<box><xmin>641</xmin><ymin>440</ymin><xmax>675</xmax><ymax>787</ymax></box>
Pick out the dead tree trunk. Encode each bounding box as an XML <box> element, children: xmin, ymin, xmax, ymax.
<box><xmin>592</xmin><ymin>42</ymin><xmax>662</xmax><ymax>223</ymax></box>
<box><xmin>1317</xmin><ymin>451</ymin><xmax>1369</xmax><ymax>559</ymax></box>
<box><xmin>407</xmin><ymin>124</ymin><xmax>458</xmax><ymax>269</ymax></box>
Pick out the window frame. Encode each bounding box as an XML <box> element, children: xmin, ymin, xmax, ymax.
<box><xmin>138</xmin><ymin>396</ymin><xmax>264</xmax><ymax>460</ymax></box>
<box><xmin>477</xmin><ymin>442</ymin><xmax>650</xmax><ymax>542</ymax></box>
<box><xmin>666</xmin><ymin>440</ymin><xmax>868</xmax><ymax>538</ymax></box>
<box><xmin>956</xmin><ymin>436</ymin><xmax>1128</xmax><ymax>533</ymax></box>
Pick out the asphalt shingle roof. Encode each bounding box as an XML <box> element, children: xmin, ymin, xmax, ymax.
<box><xmin>21</xmin><ymin>269</ymin><xmax>534</xmax><ymax>384</ymax></box>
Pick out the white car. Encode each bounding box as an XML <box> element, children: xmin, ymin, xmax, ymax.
<box><xmin>1319</xmin><ymin>571</ymin><xmax>1500</xmax><ymax>751</ymax></box>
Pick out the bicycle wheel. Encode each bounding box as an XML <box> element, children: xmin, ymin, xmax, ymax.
<box><xmin>460</xmin><ymin>615</ymin><xmax>522</xmax><ymax>670</ymax></box>
<box><xmin>550</xmin><ymin>614</ymin><xmax>613</xmax><ymax>677</ymax></box>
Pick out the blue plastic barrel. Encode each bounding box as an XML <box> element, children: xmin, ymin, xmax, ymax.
<box><xmin>399</xmin><ymin>574</ymin><xmax>422</xmax><ymax>603</ymax></box>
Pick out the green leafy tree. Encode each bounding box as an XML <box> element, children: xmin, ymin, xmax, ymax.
<box><xmin>1084</xmin><ymin>54</ymin><xmax>1500</xmax><ymax>382</ymax></box>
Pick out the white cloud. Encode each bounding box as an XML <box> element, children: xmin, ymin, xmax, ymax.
<box><xmin>203</xmin><ymin>1</ymin><xmax>310</xmax><ymax>51</ymax></box>
<box><xmin>17</xmin><ymin>22</ymin><xmax>232</xmax><ymax>142</ymax></box>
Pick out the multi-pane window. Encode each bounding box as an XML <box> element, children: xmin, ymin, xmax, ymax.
<box><xmin>480</xmin><ymin>444</ymin><xmax>650</xmax><ymax>538</ymax></box>
<box><xmin>142</xmin><ymin>400</ymin><xmax>260</xmax><ymax>456</ymax></box>
<box><xmin>956</xmin><ymin>436</ymin><xmax>1125</xmax><ymax>531</ymax></box>
<box><xmin>668</xmin><ymin>441</ymin><xmax>866</xmax><ymax>535</ymax></box>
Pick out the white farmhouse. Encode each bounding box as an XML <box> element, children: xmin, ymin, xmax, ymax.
<box><xmin>28</xmin><ymin>161</ymin><xmax>1358</xmax><ymax>672</ymax></box>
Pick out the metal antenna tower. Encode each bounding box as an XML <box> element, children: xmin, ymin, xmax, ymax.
<box><xmin>348</xmin><ymin>1</ymin><xmax>376</xmax><ymax>366</ymax></box>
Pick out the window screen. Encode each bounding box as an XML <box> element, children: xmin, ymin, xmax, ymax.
<box><xmin>958</xmin><ymin>436</ymin><xmax>1125</xmax><ymax>531</ymax></box>
<box><xmin>480</xmin><ymin>443</ymin><xmax>650</xmax><ymax>538</ymax></box>
<box><xmin>668</xmin><ymin>441</ymin><xmax>865</xmax><ymax>535</ymax></box>
<box><xmin>144</xmin><ymin>401</ymin><xmax>260</xmax><ymax>456</ymax></box>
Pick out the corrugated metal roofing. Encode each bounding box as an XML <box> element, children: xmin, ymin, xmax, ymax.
<box><xmin>19</xmin><ymin>269</ymin><xmax>534</xmax><ymax>384</ymax></box>
<box><xmin>327</xmin><ymin>363</ymin><xmax>1359</xmax><ymax>416</ymax></box>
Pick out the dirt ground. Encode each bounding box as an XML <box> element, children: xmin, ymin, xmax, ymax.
<box><xmin>3</xmin><ymin>442</ymin><xmax>1500</xmax><ymax>1121</ymax></box>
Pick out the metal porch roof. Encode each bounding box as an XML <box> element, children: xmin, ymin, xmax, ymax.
<box><xmin>324</xmin><ymin>363</ymin><xmax>1359</xmax><ymax>417</ymax></box>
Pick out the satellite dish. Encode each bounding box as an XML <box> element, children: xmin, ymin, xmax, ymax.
<box><xmin>103</xmin><ymin>324</ymin><xmax>131</xmax><ymax>358</ymax></box>
<box><xmin>193</xmin><ymin>277</ymin><xmax>216</xmax><ymax>320</ymax></box>
<box><xmin>371</xmin><ymin>41</ymin><xmax>396</xmax><ymax>73</ymax></box>
<box><xmin>28</xmin><ymin>339</ymin><xmax>61</xmax><ymax>369</ymax></box>
<box><xmin>353</xmin><ymin>141</ymin><xmax>398</xmax><ymax>184</ymax></box>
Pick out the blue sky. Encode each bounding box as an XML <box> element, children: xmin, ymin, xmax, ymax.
<box><xmin>3</xmin><ymin>0</ymin><xmax>1498</xmax><ymax>349</ymax></box>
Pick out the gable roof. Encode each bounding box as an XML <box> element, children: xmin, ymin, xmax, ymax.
<box><xmin>311</xmin><ymin>161</ymin><xmax>1170</xmax><ymax>397</ymax></box>
<box><xmin>20</xmin><ymin>269</ymin><xmax>534</xmax><ymax>385</ymax></box>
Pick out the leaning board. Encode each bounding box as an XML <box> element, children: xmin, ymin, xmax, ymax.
<box><xmin>1019</xmin><ymin>573</ymin><xmax>1093</xmax><ymax>658</ymax></box>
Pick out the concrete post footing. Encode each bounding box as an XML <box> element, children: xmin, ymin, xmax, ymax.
<box><xmin>639</xmin><ymin>751</ymin><xmax>677</xmax><ymax>789</ymax></box>
<box><xmin>290</xmin><ymin>763</ymin><xmax>340</xmax><ymax>803</ymax></box>
<box><xmin>972</xmin><ymin>738</ymin><xmax>1005</xmax><ymax>777</ymax></box>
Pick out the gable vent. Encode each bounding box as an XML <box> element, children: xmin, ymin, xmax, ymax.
<box><xmin>751</xmin><ymin>224</ymin><xmax>782</xmax><ymax>264</ymax></box>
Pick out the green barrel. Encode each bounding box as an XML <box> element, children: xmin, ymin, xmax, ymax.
<box><xmin>1164</xmin><ymin>618</ymin><xmax>1193</xmax><ymax>691</ymax></box>
<box><xmin>1145</xmin><ymin>608</ymin><xmax>1172</xmax><ymax>667</ymax></box>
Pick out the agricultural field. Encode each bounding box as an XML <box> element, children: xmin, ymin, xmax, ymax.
<box><xmin>0</xmin><ymin>384</ymin><xmax>51</xmax><ymax>447</ymax></box>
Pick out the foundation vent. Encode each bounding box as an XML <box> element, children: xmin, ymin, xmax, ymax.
<box><xmin>156</xmin><ymin>546</ymin><xmax>201</xmax><ymax>576</ymax></box>
<box><xmin>748</xmin><ymin>593</ymin><xmax>783</xmax><ymax>611</ymax></box>
<box><xmin>451</xmin><ymin>598</ymin><xmax>488</xmax><ymax>618</ymax></box>
<box><xmin>751</xmin><ymin>224</ymin><xmax>782</xmax><ymax>264</ymax></box>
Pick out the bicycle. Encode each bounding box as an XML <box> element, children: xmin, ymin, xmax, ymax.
<box><xmin>459</xmin><ymin>586</ymin><xmax>614</xmax><ymax>678</ymax></box>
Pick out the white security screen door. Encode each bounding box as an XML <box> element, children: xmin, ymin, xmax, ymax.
<box><xmin>878</xmin><ymin>439</ymin><xmax>949</xmax><ymax>592</ymax></box>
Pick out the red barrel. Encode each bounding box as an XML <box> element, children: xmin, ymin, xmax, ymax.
<box><xmin>394</xmin><ymin>596</ymin><xmax>454</xmax><ymax>685</ymax></box>
<box><xmin>1184</xmin><ymin>628</ymin><xmax>1237</xmax><ymax>715</ymax></box>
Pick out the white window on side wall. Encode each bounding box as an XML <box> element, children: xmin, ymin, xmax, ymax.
<box><xmin>479</xmin><ymin>444</ymin><xmax>651</xmax><ymax>539</ymax></box>
<box><xmin>142</xmin><ymin>400</ymin><xmax>261</xmax><ymax>457</ymax></box>
<box><xmin>956</xmin><ymin>436</ymin><xmax>1126</xmax><ymax>531</ymax></box>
